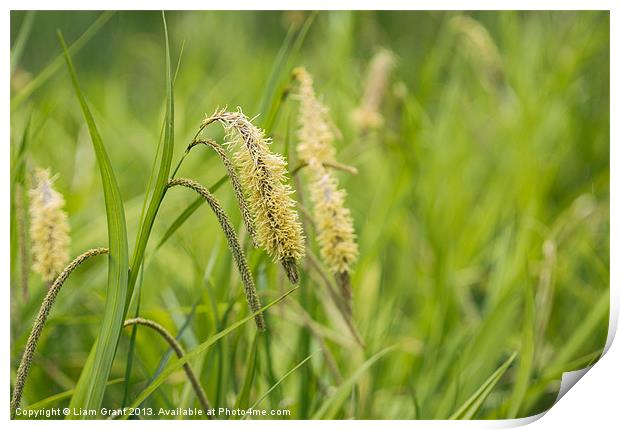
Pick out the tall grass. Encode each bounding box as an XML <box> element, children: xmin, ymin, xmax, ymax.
<box><xmin>10</xmin><ymin>10</ymin><xmax>609</xmax><ymax>420</ymax></box>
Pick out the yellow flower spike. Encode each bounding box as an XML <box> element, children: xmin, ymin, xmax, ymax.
<box><xmin>202</xmin><ymin>108</ymin><xmax>306</xmax><ymax>284</ymax></box>
<box><xmin>29</xmin><ymin>168</ymin><xmax>71</xmax><ymax>283</ymax></box>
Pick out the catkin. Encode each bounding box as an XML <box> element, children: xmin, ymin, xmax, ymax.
<box><xmin>202</xmin><ymin>108</ymin><xmax>305</xmax><ymax>284</ymax></box>
<box><xmin>29</xmin><ymin>168</ymin><xmax>70</xmax><ymax>282</ymax></box>
<box><xmin>309</xmin><ymin>166</ymin><xmax>359</xmax><ymax>278</ymax></box>
<box><xmin>352</xmin><ymin>49</ymin><xmax>396</xmax><ymax>130</ymax></box>
<box><xmin>294</xmin><ymin>67</ymin><xmax>337</xmax><ymax>166</ymax></box>
<box><xmin>293</xmin><ymin>68</ymin><xmax>359</xmax><ymax>294</ymax></box>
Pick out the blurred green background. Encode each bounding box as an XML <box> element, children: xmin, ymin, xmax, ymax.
<box><xmin>10</xmin><ymin>11</ymin><xmax>609</xmax><ymax>419</ymax></box>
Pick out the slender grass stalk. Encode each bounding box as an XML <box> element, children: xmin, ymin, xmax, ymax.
<box><xmin>10</xmin><ymin>247</ymin><xmax>109</xmax><ymax>417</ymax></box>
<box><xmin>10</xmin><ymin>11</ymin><xmax>36</xmax><ymax>75</ymax></box>
<box><xmin>167</xmin><ymin>177</ymin><xmax>265</xmax><ymax>331</ymax></box>
<box><xmin>187</xmin><ymin>138</ymin><xmax>258</xmax><ymax>246</ymax></box>
<box><xmin>290</xmin><ymin>160</ymin><xmax>358</xmax><ymax>176</ymax></box>
<box><xmin>122</xmin><ymin>318</ymin><xmax>212</xmax><ymax>416</ymax></box>
<box><xmin>11</xmin><ymin>12</ymin><xmax>115</xmax><ymax>110</ymax></box>
<box><xmin>305</xmin><ymin>249</ymin><xmax>364</xmax><ymax>348</ymax></box>
<box><xmin>14</xmin><ymin>184</ymin><xmax>29</xmax><ymax>301</ymax></box>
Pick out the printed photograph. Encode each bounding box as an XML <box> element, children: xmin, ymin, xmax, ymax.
<box><xmin>9</xmin><ymin>10</ymin><xmax>610</xmax><ymax>421</ymax></box>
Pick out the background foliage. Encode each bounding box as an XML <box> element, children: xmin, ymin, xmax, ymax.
<box><xmin>10</xmin><ymin>10</ymin><xmax>609</xmax><ymax>419</ymax></box>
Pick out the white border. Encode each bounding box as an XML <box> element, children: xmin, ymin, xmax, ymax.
<box><xmin>3</xmin><ymin>2</ymin><xmax>617</xmax><ymax>429</ymax></box>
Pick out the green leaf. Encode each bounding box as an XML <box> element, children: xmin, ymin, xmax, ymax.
<box><xmin>508</xmin><ymin>282</ymin><xmax>535</xmax><ymax>418</ymax></box>
<box><xmin>11</xmin><ymin>11</ymin><xmax>36</xmax><ymax>75</ymax></box>
<box><xmin>58</xmin><ymin>31</ymin><xmax>129</xmax><ymax>417</ymax></box>
<box><xmin>126</xmin><ymin>11</ymin><xmax>175</xmax><ymax>311</ymax></box>
<box><xmin>312</xmin><ymin>345</ymin><xmax>396</xmax><ymax>419</ymax></box>
<box><xmin>121</xmin><ymin>287</ymin><xmax>299</xmax><ymax>416</ymax></box>
<box><xmin>545</xmin><ymin>292</ymin><xmax>609</xmax><ymax>375</ymax></box>
<box><xmin>234</xmin><ymin>332</ymin><xmax>259</xmax><ymax>410</ymax></box>
<box><xmin>24</xmin><ymin>379</ymin><xmax>124</xmax><ymax>411</ymax></box>
<box><xmin>257</xmin><ymin>11</ymin><xmax>316</xmax><ymax>134</ymax></box>
<box><xmin>449</xmin><ymin>352</ymin><xmax>518</xmax><ymax>420</ymax></box>
<box><xmin>245</xmin><ymin>350</ymin><xmax>316</xmax><ymax>415</ymax></box>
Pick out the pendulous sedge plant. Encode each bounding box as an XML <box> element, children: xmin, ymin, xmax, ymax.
<box><xmin>29</xmin><ymin>168</ymin><xmax>70</xmax><ymax>283</ymax></box>
<box><xmin>168</xmin><ymin>177</ymin><xmax>265</xmax><ymax>331</ymax></box>
<box><xmin>293</xmin><ymin>67</ymin><xmax>359</xmax><ymax>307</ymax></box>
<box><xmin>198</xmin><ymin>108</ymin><xmax>306</xmax><ymax>284</ymax></box>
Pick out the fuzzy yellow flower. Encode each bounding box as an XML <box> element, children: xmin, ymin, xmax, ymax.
<box><xmin>294</xmin><ymin>67</ymin><xmax>337</xmax><ymax>166</ymax></box>
<box><xmin>293</xmin><ymin>68</ymin><xmax>359</xmax><ymax>292</ymax></box>
<box><xmin>309</xmin><ymin>166</ymin><xmax>359</xmax><ymax>278</ymax></box>
<box><xmin>202</xmin><ymin>108</ymin><xmax>306</xmax><ymax>283</ymax></box>
<box><xmin>29</xmin><ymin>168</ymin><xmax>70</xmax><ymax>282</ymax></box>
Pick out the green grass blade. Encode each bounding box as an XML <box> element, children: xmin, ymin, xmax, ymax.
<box><xmin>508</xmin><ymin>282</ymin><xmax>535</xmax><ymax>418</ymax></box>
<box><xmin>126</xmin><ymin>11</ymin><xmax>175</xmax><ymax>309</ymax></box>
<box><xmin>234</xmin><ymin>332</ymin><xmax>259</xmax><ymax>410</ymax></box>
<box><xmin>155</xmin><ymin>175</ymin><xmax>228</xmax><ymax>249</ymax></box>
<box><xmin>11</xmin><ymin>113</ymin><xmax>32</xmax><ymax>190</ymax></box>
<box><xmin>137</xmin><ymin>38</ymin><xmax>186</xmax><ymax>229</ymax></box>
<box><xmin>121</xmin><ymin>287</ymin><xmax>298</xmax><ymax>416</ymax></box>
<box><xmin>10</xmin><ymin>11</ymin><xmax>36</xmax><ymax>75</ymax></box>
<box><xmin>24</xmin><ymin>379</ymin><xmax>124</xmax><ymax>411</ymax></box>
<box><xmin>449</xmin><ymin>352</ymin><xmax>518</xmax><ymax>420</ymax></box>
<box><xmin>121</xmin><ymin>265</ymin><xmax>144</xmax><ymax>408</ymax></box>
<box><xmin>545</xmin><ymin>292</ymin><xmax>609</xmax><ymax>374</ymax></box>
<box><xmin>246</xmin><ymin>351</ymin><xmax>317</xmax><ymax>414</ymax></box>
<box><xmin>12</xmin><ymin>11</ymin><xmax>114</xmax><ymax>109</ymax></box>
<box><xmin>312</xmin><ymin>345</ymin><xmax>396</xmax><ymax>419</ymax></box>
<box><xmin>58</xmin><ymin>31</ymin><xmax>129</xmax><ymax>417</ymax></box>
<box><xmin>257</xmin><ymin>12</ymin><xmax>316</xmax><ymax>133</ymax></box>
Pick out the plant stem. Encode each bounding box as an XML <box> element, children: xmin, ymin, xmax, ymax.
<box><xmin>291</xmin><ymin>160</ymin><xmax>359</xmax><ymax>176</ymax></box>
<box><xmin>123</xmin><ymin>318</ymin><xmax>213</xmax><ymax>417</ymax></box>
<box><xmin>167</xmin><ymin>178</ymin><xmax>266</xmax><ymax>331</ymax></box>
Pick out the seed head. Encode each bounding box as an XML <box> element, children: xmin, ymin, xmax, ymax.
<box><xmin>29</xmin><ymin>168</ymin><xmax>70</xmax><ymax>282</ymax></box>
<box><xmin>293</xmin><ymin>69</ymin><xmax>359</xmax><ymax>279</ymax></box>
<box><xmin>203</xmin><ymin>108</ymin><xmax>305</xmax><ymax>283</ymax></box>
<box><xmin>293</xmin><ymin>67</ymin><xmax>337</xmax><ymax>165</ymax></box>
<box><xmin>309</xmin><ymin>166</ymin><xmax>358</xmax><ymax>276</ymax></box>
<box><xmin>352</xmin><ymin>49</ymin><xmax>396</xmax><ymax>130</ymax></box>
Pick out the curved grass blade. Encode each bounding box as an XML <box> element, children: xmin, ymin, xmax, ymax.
<box><xmin>121</xmin><ymin>264</ymin><xmax>143</xmax><ymax>408</ymax></box>
<box><xmin>120</xmin><ymin>287</ymin><xmax>298</xmax><ymax>417</ymax></box>
<box><xmin>155</xmin><ymin>175</ymin><xmax>227</xmax><ymax>249</ymax></box>
<box><xmin>257</xmin><ymin>12</ymin><xmax>317</xmax><ymax>134</ymax></box>
<box><xmin>58</xmin><ymin>31</ymin><xmax>129</xmax><ymax>417</ymax></box>
<box><xmin>126</xmin><ymin>11</ymin><xmax>175</xmax><ymax>310</ymax></box>
<box><xmin>12</xmin><ymin>11</ymin><xmax>114</xmax><ymax>109</ymax></box>
<box><xmin>137</xmin><ymin>38</ymin><xmax>186</xmax><ymax>229</ymax></box>
<box><xmin>243</xmin><ymin>350</ymin><xmax>317</xmax><ymax>417</ymax></box>
<box><xmin>234</xmin><ymin>332</ymin><xmax>259</xmax><ymax>410</ymax></box>
<box><xmin>449</xmin><ymin>352</ymin><xmax>518</xmax><ymax>420</ymax></box>
<box><xmin>11</xmin><ymin>11</ymin><xmax>36</xmax><ymax>75</ymax></box>
<box><xmin>24</xmin><ymin>378</ymin><xmax>124</xmax><ymax>411</ymax></box>
<box><xmin>312</xmin><ymin>345</ymin><xmax>396</xmax><ymax>419</ymax></box>
<box><xmin>508</xmin><ymin>282</ymin><xmax>535</xmax><ymax>418</ymax></box>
